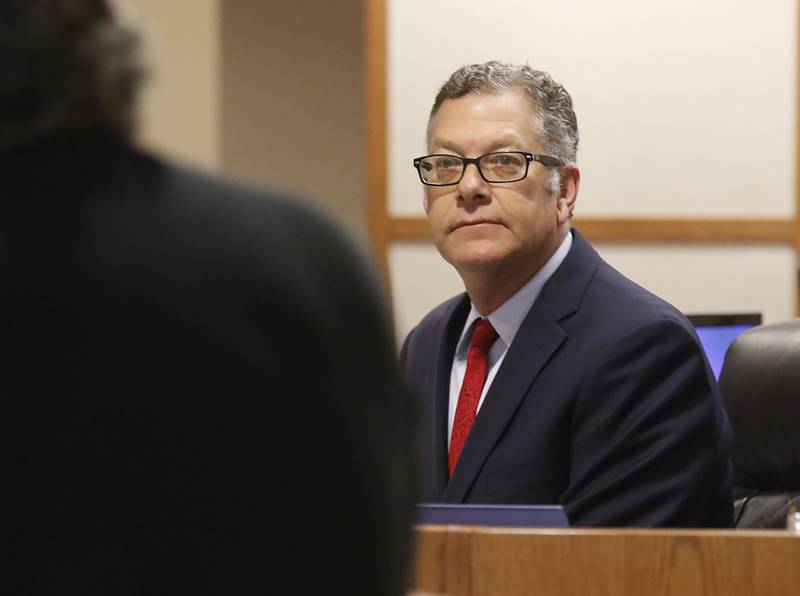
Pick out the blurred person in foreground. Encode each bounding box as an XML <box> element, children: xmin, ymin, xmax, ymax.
<box><xmin>401</xmin><ymin>61</ymin><xmax>733</xmax><ymax>527</ymax></box>
<box><xmin>1</xmin><ymin>1</ymin><xmax>414</xmax><ymax>593</ymax></box>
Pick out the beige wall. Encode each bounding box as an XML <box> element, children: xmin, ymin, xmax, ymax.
<box><xmin>388</xmin><ymin>0</ymin><xmax>797</xmax><ymax>339</ymax></box>
<box><xmin>112</xmin><ymin>1</ymin><xmax>795</xmax><ymax>341</ymax></box>
<box><xmin>389</xmin><ymin>0</ymin><xmax>795</xmax><ymax>218</ymax></box>
<box><xmin>390</xmin><ymin>242</ymin><xmax>797</xmax><ymax>340</ymax></box>
<box><xmin>130</xmin><ymin>0</ymin><xmax>221</xmax><ymax>170</ymax></box>
<box><xmin>220</xmin><ymin>0</ymin><xmax>366</xmax><ymax>241</ymax></box>
<box><xmin>126</xmin><ymin>0</ymin><xmax>366</xmax><ymax>243</ymax></box>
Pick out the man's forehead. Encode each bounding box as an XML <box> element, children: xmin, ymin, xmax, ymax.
<box><xmin>429</xmin><ymin>134</ymin><xmax>528</xmax><ymax>152</ymax></box>
<box><xmin>432</xmin><ymin>90</ymin><xmax>536</xmax><ymax>120</ymax></box>
<box><xmin>427</xmin><ymin>92</ymin><xmax>541</xmax><ymax>151</ymax></box>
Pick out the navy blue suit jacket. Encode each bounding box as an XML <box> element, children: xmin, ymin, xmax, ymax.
<box><xmin>400</xmin><ymin>229</ymin><xmax>734</xmax><ymax>527</ymax></box>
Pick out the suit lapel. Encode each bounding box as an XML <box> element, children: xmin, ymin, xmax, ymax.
<box><xmin>442</xmin><ymin>228</ymin><xmax>600</xmax><ymax>502</ymax></box>
<box><xmin>442</xmin><ymin>298</ymin><xmax>566</xmax><ymax>502</ymax></box>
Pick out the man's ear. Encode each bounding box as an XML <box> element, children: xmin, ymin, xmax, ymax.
<box><xmin>556</xmin><ymin>164</ymin><xmax>580</xmax><ymax>225</ymax></box>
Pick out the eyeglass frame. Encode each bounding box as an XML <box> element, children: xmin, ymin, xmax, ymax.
<box><xmin>412</xmin><ymin>151</ymin><xmax>565</xmax><ymax>186</ymax></box>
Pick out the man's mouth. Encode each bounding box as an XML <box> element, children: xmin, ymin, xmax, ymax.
<box><xmin>449</xmin><ymin>219</ymin><xmax>504</xmax><ymax>232</ymax></box>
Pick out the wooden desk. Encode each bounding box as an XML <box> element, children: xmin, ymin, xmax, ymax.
<box><xmin>413</xmin><ymin>526</ymin><xmax>800</xmax><ymax>596</ymax></box>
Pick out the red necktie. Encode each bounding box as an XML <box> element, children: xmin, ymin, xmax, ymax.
<box><xmin>449</xmin><ymin>318</ymin><xmax>498</xmax><ymax>477</ymax></box>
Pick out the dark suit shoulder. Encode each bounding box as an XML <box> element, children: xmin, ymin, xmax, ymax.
<box><xmin>89</xmin><ymin>150</ymin><xmax>383</xmax><ymax>309</ymax></box>
<box><xmin>594</xmin><ymin>260</ymin><xmax>689</xmax><ymax>322</ymax></box>
<box><xmin>121</xmin><ymin>151</ymin><xmax>354</xmax><ymax>254</ymax></box>
<box><xmin>407</xmin><ymin>293</ymin><xmax>468</xmax><ymax>338</ymax></box>
<box><xmin>401</xmin><ymin>292</ymin><xmax>469</xmax><ymax>366</ymax></box>
<box><xmin>559</xmin><ymin>248</ymin><xmax>695</xmax><ymax>348</ymax></box>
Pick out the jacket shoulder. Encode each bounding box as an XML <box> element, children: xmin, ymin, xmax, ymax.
<box><xmin>404</xmin><ymin>293</ymin><xmax>467</xmax><ymax>343</ymax></box>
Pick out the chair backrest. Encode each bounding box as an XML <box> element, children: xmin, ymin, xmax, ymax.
<box><xmin>718</xmin><ymin>319</ymin><xmax>800</xmax><ymax>528</ymax></box>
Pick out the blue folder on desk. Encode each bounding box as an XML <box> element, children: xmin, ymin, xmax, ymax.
<box><xmin>416</xmin><ymin>504</ymin><xmax>569</xmax><ymax>528</ymax></box>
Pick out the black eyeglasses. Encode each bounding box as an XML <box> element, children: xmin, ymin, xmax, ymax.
<box><xmin>412</xmin><ymin>151</ymin><xmax>564</xmax><ymax>186</ymax></box>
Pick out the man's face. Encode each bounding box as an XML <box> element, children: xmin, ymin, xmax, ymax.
<box><xmin>423</xmin><ymin>92</ymin><xmax>573</xmax><ymax>282</ymax></box>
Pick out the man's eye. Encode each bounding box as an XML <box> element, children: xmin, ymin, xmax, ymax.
<box><xmin>436</xmin><ymin>158</ymin><xmax>460</xmax><ymax>169</ymax></box>
<box><xmin>488</xmin><ymin>154</ymin><xmax>522</xmax><ymax>167</ymax></box>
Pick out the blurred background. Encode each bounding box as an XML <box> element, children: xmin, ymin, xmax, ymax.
<box><xmin>129</xmin><ymin>0</ymin><xmax>798</xmax><ymax>340</ymax></box>
<box><xmin>131</xmin><ymin>0</ymin><xmax>365</xmax><ymax>239</ymax></box>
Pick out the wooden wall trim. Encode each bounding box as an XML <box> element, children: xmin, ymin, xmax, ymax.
<box><xmin>364</xmin><ymin>0</ymin><xmax>390</xmax><ymax>293</ymax></box>
<box><xmin>389</xmin><ymin>216</ymin><xmax>797</xmax><ymax>244</ymax></box>
<box><xmin>576</xmin><ymin>218</ymin><xmax>797</xmax><ymax>244</ymax></box>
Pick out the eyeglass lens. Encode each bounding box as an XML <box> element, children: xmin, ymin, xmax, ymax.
<box><xmin>418</xmin><ymin>152</ymin><xmax>527</xmax><ymax>184</ymax></box>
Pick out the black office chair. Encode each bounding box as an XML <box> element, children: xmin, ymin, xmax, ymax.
<box><xmin>718</xmin><ymin>319</ymin><xmax>800</xmax><ymax>528</ymax></box>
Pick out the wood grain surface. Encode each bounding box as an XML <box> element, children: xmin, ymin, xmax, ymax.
<box><xmin>413</xmin><ymin>526</ymin><xmax>800</xmax><ymax>596</ymax></box>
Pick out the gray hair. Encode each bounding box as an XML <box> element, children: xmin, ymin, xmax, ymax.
<box><xmin>0</xmin><ymin>0</ymin><xmax>145</xmax><ymax>148</ymax></box>
<box><xmin>428</xmin><ymin>61</ymin><xmax>579</xmax><ymax>165</ymax></box>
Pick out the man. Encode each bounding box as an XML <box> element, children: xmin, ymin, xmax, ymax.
<box><xmin>1</xmin><ymin>1</ymin><xmax>414</xmax><ymax>594</ymax></box>
<box><xmin>401</xmin><ymin>61</ymin><xmax>733</xmax><ymax>527</ymax></box>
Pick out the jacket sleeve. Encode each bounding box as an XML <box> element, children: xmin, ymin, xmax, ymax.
<box><xmin>561</xmin><ymin>316</ymin><xmax>734</xmax><ymax>527</ymax></box>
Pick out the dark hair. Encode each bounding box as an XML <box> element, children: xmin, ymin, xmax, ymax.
<box><xmin>0</xmin><ymin>0</ymin><xmax>144</xmax><ymax>148</ymax></box>
<box><xmin>429</xmin><ymin>61</ymin><xmax>579</xmax><ymax>163</ymax></box>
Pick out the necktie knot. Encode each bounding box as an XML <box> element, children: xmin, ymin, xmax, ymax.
<box><xmin>470</xmin><ymin>318</ymin><xmax>498</xmax><ymax>353</ymax></box>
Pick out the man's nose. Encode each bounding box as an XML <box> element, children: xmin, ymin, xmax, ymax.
<box><xmin>457</xmin><ymin>162</ymin><xmax>490</xmax><ymax>205</ymax></box>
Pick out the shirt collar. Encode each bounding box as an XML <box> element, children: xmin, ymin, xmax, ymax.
<box><xmin>455</xmin><ymin>230</ymin><xmax>574</xmax><ymax>355</ymax></box>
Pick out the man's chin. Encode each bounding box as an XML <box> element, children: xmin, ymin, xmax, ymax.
<box><xmin>443</xmin><ymin>248</ymin><xmax>510</xmax><ymax>273</ymax></box>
